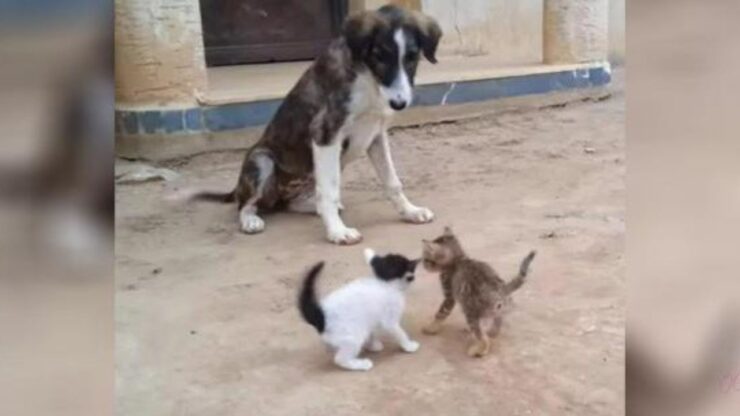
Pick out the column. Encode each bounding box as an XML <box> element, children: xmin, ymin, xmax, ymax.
<box><xmin>543</xmin><ymin>0</ymin><xmax>609</xmax><ymax>64</ymax></box>
<box><xmin>115</xmin><ymin>0</ymin><xmax>207</xmax><ymax>108</ymax></box>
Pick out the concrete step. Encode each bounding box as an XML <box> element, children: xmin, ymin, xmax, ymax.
<box><xmin>201</xmin><ymin>56</ymin><xmax>606</xmax><ymax>105</ymax></box>
<box><xmin>116</xmin><ymin>59</ymin><xmax>613</xmax><ymax>160</ymax></box>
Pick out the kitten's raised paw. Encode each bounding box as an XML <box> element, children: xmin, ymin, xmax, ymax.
<box><xmin>467</xmin><ymin>341</ymin><xmax>490</xmax><ymax>358</ymax></box>
<box><xmin>401</xmin><ymin>340</ymin><xmax>420</xmax><ymax>353</ymax></box>
<box><xmin>422</xmin><ymin>321</ymin><xmax>443</xmax><ymax>335</ymax></box>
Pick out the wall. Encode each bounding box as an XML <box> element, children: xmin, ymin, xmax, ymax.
<box><xmin>609</xmin><ymin>0</ymin><xmax>626</xmax><ymax>63</ymax></box>
<box><xmin>114</xmin><ymin>0</ymin><xmax>622</xmax><ymax>112</ymax></box>
<box><xmin>363</xmin><ymin>0</ymin><xmax>623</xmax><ymax>65</ymax></box>
<box><xmin>115</xmin><ymin>0</ymin><xmax>207</xmax><ymax>109</ymax></box>
<box><xmin>360</xmin><ymin>0</ymin><xmax>544</xmax><ymax>65</ymax></box>
<box><xmin>115</xmin><ymin>0</ymin><xmax>615</xmax><ymax>158</ymax></box>
<box><xmin>544</xmin><ymin>0</ymin><xmax>609</xmax><ymax>64</ymax></box>
<box><xmin>421</xmin><ymin>0</ymin><xmax>543</xmax><ymax>65</ymax></box>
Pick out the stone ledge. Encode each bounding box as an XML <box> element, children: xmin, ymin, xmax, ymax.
<box><xmin>117</xmin><ymin>82</ymin><xmax>612</xmax><ymax>161</ymax></box>
<box><xmin>115</xmin><ymin>62</ymin><xmax>610</xmax><ymax>139</ymax></box>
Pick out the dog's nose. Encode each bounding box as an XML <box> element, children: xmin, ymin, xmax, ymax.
<box><xmin>389</xmin><ymin>99</ymin><xmax>407</xmax><ymax>111</ymax></box>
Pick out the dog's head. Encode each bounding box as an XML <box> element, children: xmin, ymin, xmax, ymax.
<box><xmin>343</xmin><ymin>5</ymin><xmax>442</xmax><ymax>111</ymax></box>
<box><xmin>364</xmin><ymin>248</ymin><xmax>419</xmax><ymax>287</ymax></box>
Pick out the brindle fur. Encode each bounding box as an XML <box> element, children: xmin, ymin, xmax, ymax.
<box><xmin>421</xmin><ymin>227</ymin><xmax>536</xmax><ymax>357</ymax></box>
<box><xmin>193</xmin><ymin>5</ymin><xmax>441</xmax><ymax>218</ymax></box>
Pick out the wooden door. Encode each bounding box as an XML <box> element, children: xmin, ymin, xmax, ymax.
<box><xmin>200</xmin><ymin>0</ymin><xmax>348</xmax><ymax>66</ymax></box>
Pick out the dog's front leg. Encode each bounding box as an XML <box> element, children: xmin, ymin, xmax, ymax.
<box><xmin>367</xmin><ymin>132</ymin><xmax>434</xmax><ymax>224</ymax></box>
<box><xmin>312</xmin><ymin>140</ymin><xmax>362</xmax><ymax>245</ymax></box>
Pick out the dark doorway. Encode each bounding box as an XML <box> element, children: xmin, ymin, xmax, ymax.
<box><xmin>200</xmin><ymin>0</ymin><xmax>348</xmax><ymax>66</ymax></box>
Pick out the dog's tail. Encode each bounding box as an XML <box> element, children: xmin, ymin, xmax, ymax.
<box><xmin>505</xmin><ymin>250</ymin><xmax>537</xmax><ymax>294</ymax></box>
<box><xmin>167</xmin><ymin>188</ymin><xmax>236</xmax><ymax>204</ymax></box>
<box><xmin>298</xmin><ymin>262</ymin><xmax>326</xmax><ymax>333</ymax></box>
<box><xmin>190</xmin><ymin>189</ymin><xmax>236</xmax><ymax>203</ymax></box>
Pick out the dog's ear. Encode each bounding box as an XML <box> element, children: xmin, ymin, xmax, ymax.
<box><xmin>343</xmin><ymin>11</ymin><xmax>382</xmax><ymax>62</ymax></box>
<box><xmin>409</xmin><ymin>12</ymin><xmax>442</xmax><ymax>64</ymax></box>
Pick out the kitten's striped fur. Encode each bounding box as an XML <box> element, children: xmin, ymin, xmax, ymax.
<box><xmin>421</xmin><ymin>227</ymin><xmax>536</xmax><ymax>357</ymax></box>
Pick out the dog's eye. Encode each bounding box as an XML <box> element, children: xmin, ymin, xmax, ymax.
<box><xmin>404</xmin><ymin>52</ymin><xmax>418</xmax><ymax>64</ymax></box>
<box><xmin>373</xmin><ymin>47</ymin><xmax>392</xmax><ymax>59</ymax></box>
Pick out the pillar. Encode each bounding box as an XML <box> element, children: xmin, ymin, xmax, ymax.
<box><xmin>115</xmin><ymin>0</ymin><xmax>207</xmax><ymax>108</ymax></box>
<box><xmin>543</xmin><ymin>0</ymin><xmax>609</xmax><ymax>64</ymax></box>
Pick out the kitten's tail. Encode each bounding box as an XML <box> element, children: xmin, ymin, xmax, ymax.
<box><xmin>505</xmin><ymin>251</ymin><xmax>537</xmax><ymax>294</ymax></box>
<box><xmin>298</xmin><ymin>262</ymin><xmax>326</xmax><ymax>334</ymax></box>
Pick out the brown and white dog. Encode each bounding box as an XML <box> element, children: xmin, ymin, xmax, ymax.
<box><xmin>192</xmin><ymin>5</ymin><xmax>442</xmax><ymax>245</ymax></box>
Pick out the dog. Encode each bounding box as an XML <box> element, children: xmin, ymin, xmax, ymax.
<box><xmin>298</xmin><ymin>248</ymin><xmax>420</xmax><ymax>371</ymax></box>
<box><xmin>190</xmin><ymin>5</ymin><xmax>442</xmax><ymax>244</ymax></box>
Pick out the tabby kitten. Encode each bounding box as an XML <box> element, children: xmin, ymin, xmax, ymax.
<box><xmin>421</xmin><ymin>227</ymin><xmax>536</xmax><ymax>357</ymax></box>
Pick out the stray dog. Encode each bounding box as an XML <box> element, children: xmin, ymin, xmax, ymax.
<box><xmin>298</xmin><ymin>249</ymin><xmax>420</xmax><ymax>371</ymax></box>
<box><xmin>190</xmin><ymin>5</ymin><xmax>442</xmax><ymax>244</ymax></box>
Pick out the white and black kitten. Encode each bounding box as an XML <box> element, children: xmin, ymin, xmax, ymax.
<box><xmin>298</xmin><ymin>248</ymin><xmax>420</xmax><ymax>371</ymax></box>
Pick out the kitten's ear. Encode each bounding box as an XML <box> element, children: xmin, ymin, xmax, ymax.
<box><xmin>410</xmin><ymin>258</ymin><xmax>421</xmax><ymax>270</ymax></box>
<box><xmin>443</xmin><ymin>226</ymin><xmax>453</xmax><ymax>236</ymax></box>
<box><xmin>363</xmin><ymin>248</ymin><xmax>376</xmax><ymax>264</ymax></box>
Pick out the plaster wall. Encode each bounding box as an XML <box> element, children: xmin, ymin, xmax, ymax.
<box><xmin>115</xmin><ymin>0</ymin><xmax>207</xmax><ymax>108</ymax></box>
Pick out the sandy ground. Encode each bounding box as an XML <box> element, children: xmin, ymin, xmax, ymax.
<box><xmin>116</xmin><ymin>71</ymin><xmax>624</xmax><ymax>415</ymax></box>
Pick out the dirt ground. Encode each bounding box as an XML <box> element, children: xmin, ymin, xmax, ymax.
<box><xmin>116</xmin><ymin>71</ymin><xmax>624</xmax><ymax>415</ymax></box>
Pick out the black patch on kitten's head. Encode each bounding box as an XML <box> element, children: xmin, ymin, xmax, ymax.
<box><xmin>370</xmin><ymin>253</ymin><xmax>418</xmax><ymax>282</ymax></box>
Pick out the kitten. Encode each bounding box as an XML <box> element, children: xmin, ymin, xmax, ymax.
<box><xmin>298</xmin><ymin>248</ymin><xmax>420</xmax><ymax>371</ymax></box>
<box><xmin>421</xmin><ymin>226</ymin><xmax>536</xmax><ymax>357</ymax></box>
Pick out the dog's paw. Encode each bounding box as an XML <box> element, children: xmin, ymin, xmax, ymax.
<box><xmin>240</xmin><ymin>213</ymin><xmax>265</xmax><ymax>234</ymax></box>
<box><xmin>401</xmin><ymin>340</ymin><xmax>420</xmax><ymax>353</ymax></box>
<box><xmin>401</xmin><ymin>206</ymin><xmax>435</xmax><ymax>224</ymax></box>
<box><xmin>326</xmin><ymin>227</ymin><xmax>363</xmax><ymax>245</ymax></box>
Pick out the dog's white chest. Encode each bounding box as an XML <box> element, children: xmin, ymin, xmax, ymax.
<box><xmin>342</xmin><ymin>114</ymin><xmax>386</xmax><ymax>163</ymax></box>
<box><xmin>341</xmin><ymin>72</ymin><xmax>394</xmax><ymax>163</ymax></box>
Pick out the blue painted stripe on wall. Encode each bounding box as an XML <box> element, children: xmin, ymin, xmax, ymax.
<box><xmin>121</xmin><ymin>111</ymin><xmax>138</xmax><ymax>135</ymax></box>
<box><xmin>162</xmin><ymin>111</ymin><xmax>184</xmax><ymax>133</ymax></box>
<box><xmin>184</xmin><ymin>108</ymin><xmax>203</xmax><ymax>131</ymax></box>
<box><xmin>202</xmin><ymin>99</ymin><xmax>282</xmax><ymax>131</ymax></box>
<box><xmin>116</xmin><ymin>66</ymin><xmax>610</xmax><ymax>135</ymax></box>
